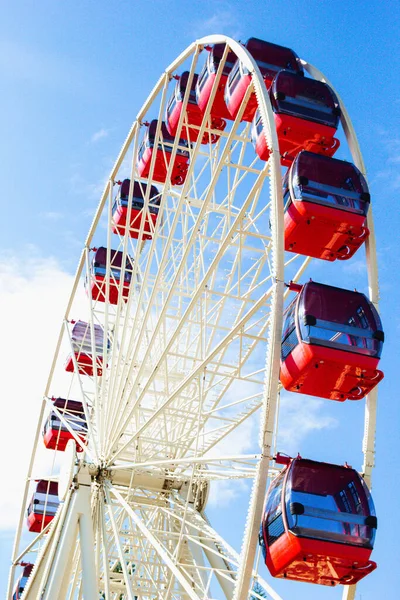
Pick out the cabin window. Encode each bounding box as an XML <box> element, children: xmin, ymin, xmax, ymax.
<box><xmin>137</xmin><ymin>141</ymin><xmax>146</xmax><ymax>162</ymax></box>
<box><xmin>251</xmin><ymin>112</ymin><xmax>265</xmax><ymax>150</ymax></box>
<box><xmin>297</xmin><ymin>284</ymin><xmax>383</xmax><ymax>358</ymax></box>
<box><xmin>289</xmin><ymin>152</ymin><xmax>370</xmax><ymax>216</ymax></box>
<box><xmin>166</xmin><ymin>94</ymin><xmax>176</xmax><ymax>118</ymax></box>
<box><xmin>281</xmin><ymin>300</ymin><xmax>298</xmax><ymax>360</ymax></box>
<box><xmin>177</xmin><ymin>73</ymin><xmax>198</xmax><ymax>105</ymax></box>
<box><xmin>272</xmin><ymin>72</ymin><xmax>340</xmax><ymax>128</ymax></box>
<box><xmin>283</xmin><ymin>189</ymin><xmax>291</xmax><ymax>211</ymax></box>
<box><xmin>115</xmin><ymin>184</ymin><xmax>159</xmax><ymax>215</ymax></box>
<box><xmin>118</xmin><ymin>196</ymin><xmax>145</xmax><ymax>210</ymax></box>
<box><xmin>197</xmin><ymin>65</ymin><xmax>209</xmax><ymax>94</ymax></box>
<box><xmin>255</xmin><ymin>116</ymin><xmax>263</xmax><ymax>137</ymax></box>
<box><xmin>295</xmin><ymin>179</ymin><xmax>367</xmax><ymax>214</ymax></box>
<box><xmin>264</xmin><ymin>473</ymin><xmax>285</xmax><ymax>546</ymax></box>
<box><xmin>227</xmin><ymin>62</ymin><xmax>242</xmax><ymax>96</ymax></box>
<box><xmin>71</xmin><ymin>321</ymin><xmax>109</xmax><ymax>355</ymax></box>
<box><xmin>93</xmin><ymin>265</ymin><xmax>131</xmax><ymax>282</ymax></box>
<box><xmin>293</xmin><ymin>175</ymin><xmax>368</xmax><ymax>215</ymax></box>
<box><xmin>255</xmin><ymin>59</ymin><xmax>281</xmax><ymax>80</ymax></box>
<box><xmin>222</xmin><ymin>59</ymin><xmax>235</xmax><ymax>76</ymax></box>
<box><xmin>285</xmin><ymin>461</ymin><xmax>376</xmax><ymax>548</ymax></box>
<box><xmin>44</xmin><ymin>414</ymin><xmax>85</xmax><ymax>434</ymax></box>
<box><xmin>188</xmin><ymin>87</ymin><xmax>197</xmax><ymax>104</ymax></box>
<box><xmin>277</xmin><ymin>93</ymin><xmax>337</xmax><ymax>127</ymax></box>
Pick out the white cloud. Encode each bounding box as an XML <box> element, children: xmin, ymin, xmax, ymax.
<box><xmin>0</xmin><ymin>252</ymin><xmax>79</xmax><ymax>530</ymax></box>
<box><xmin>91</xmin><ymin>128</ymin><xmax>109</xmax><ymax>143</ymax></box>
<box><xmin>342</xmin><ymin>258</ymin><xmax>367</xmax><ymax>276</ymax></box>
<box><xmin>40</xmin><ymin>211</ymin><xmax>64</xmax><ymax>221</ymax></box>
<box><xmin>207</xmin><ymin>478</ymin><xmax>249</xmax><ymax>508</ymax></box>
<box><xmin>0</xmin><ymin>39</ymin><xmax>89</xmax><ymax>94</ymax></box>
<box><xmin>207</xmin><ymin>409</ymin><xmax>256</xmax><ymax>507</ymax></box>
<box><xmin>207</xmin><ymin>387</ymin><xmax>339</xmax><ymax>507</ymax></box>
<box><xmin>369</xmin><ymin>131</ymin><xmax>400</xmax><ymax>190</ymax></box>
<box><xmin>277</xmin><ymin>393</ymin><xmax>338</xmax><ymax>454</ymax></box>
<box><xmin>190</xmin><ymin>4</ymin><xmax>243</xmax><ymax>40</ymax></box>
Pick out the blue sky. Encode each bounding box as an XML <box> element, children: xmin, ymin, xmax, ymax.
<box><xmin>1</xmin><ymin>1</ymin><xmax>399</xmax><ymax>598</ymax></box>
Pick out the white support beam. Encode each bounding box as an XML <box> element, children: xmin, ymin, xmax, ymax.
<box><xmin>42</xmin><ymin>484</ymin><xmax>97</xmax><ymax>600</ymax></box>
<box><xmin>108</xmin><ymin>484</ymin><xmax>203</xmax><ymax>600</ymax></box>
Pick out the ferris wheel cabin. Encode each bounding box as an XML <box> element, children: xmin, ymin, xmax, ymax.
<box><xmin>166</xmin><ymin>71</ymin><xmax>225</xmax><ymax>144</ymax></box>
<box><xmin>260</xmin><ymin>456</ymin><xmax>377</xmax><ymax>586</ymax></box>
<box><xmin>280</xmin><ymin>281</ymin><xmax>384</xmax><ymax>401</ymax></box>
<box><xmin>43</xmin><ymin>397</ymin><xmax>87</xmax><ymax>452</ymax></box>
<box><xmin>112</xmin><ymin>179</ymin><xmax>161</xmax><ymax>240</ymax></box>
<box><xmin>225</xmin><ymin>38</ymin><xmax>303</xmax><ymax>123</ymax></box>
<box><xmin>87</xmin><ymin>246</ymin><xmax>134</xmax><ymax>304</ymax></box>
<box><xmin>137</xmin><ymin>119</ymin><xmax>190</xmax><ymax>186</ymax></box>
<box><xmin>27</xmin><ymin>480</ymin><xmax>59</xmax><ymax>533</ymax></box>
<box><xmin>12</xmin><ymin>564</ymin><xmax>33</xmax><ymax>600</ymax></box>
<box><xmin>65</xmin><ymin>320</ymin><xmax>109</xmax><ymax>376</ymax></box>
<box><xmin>283</xmin><ymin>151</ymin><xmax>370</xmax><ymax>260</ymax></box>
<box><xmin>196</xmin><ymin>43</ymin><xmax>237</xmax><ymax>122</ymax></box>
<box><xmin>252</xmin><ymin>71</ymin><xmax>341</xmax><ymax>166</ymax></box>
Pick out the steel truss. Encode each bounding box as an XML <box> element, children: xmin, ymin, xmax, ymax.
<box><xmin>8</xmin><ymin>35</ymin><xmax>380</xmax><ymax>600</ymax></box>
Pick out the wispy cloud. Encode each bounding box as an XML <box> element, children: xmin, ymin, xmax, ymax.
<box><xmin>208</xmin><ymin>478</ymin><xmax>249</xmax><ymax>508</ymax></box>
<box><xmin>277</xmin><ymin>394</ymin><xmax>338</xmax><ymax>454</ymax></box>
<box><xmin>342</xmin><ymin>259</ymin><xmax>367</xmax><ymax>276</ymax></box>
<box><xmin>69</xmin><ymin>170</ymin><xmax>109</xmax><ymax>201</ymax></box>
<box><xmin>190</xmin><ymin>3</ymin><xmax>243</xmax><ymax>40</ymax></box>
<box><xmin>40</xmin><ymin>211</ymin><xmax>64</xmax><ymax>221</ymax></box>
<box><xmin>91</xmin><ymin>128</ymin><xmax>109</xmax><ymax>143</ymax></box>
<box><xmin>207</xmin><ymin>414</ymin><xmax>255</xmax><ymax>507</ymax></box>
<box><xmin>0</xmin><ymin>39</ymin><xmax>89</xmax><ymax>94</ymax></box>
<box><xmin>369</xmin><ymin>129</ymin><xmax>400</xmax><ymax>190</ymax></box>
<box><xmin>0</xmin><ymin>251</ymin><xmax>75</xmax><ymax>529</ymax></box>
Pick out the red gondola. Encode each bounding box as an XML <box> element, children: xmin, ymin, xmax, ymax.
<box><xmin>260</xmin><ymin>456</ymin><xmax>377</xmax><ymax>586</ymax></box>
<box><xmin>280</xmin><ymin>281</ymin><xmax>384</xmax><ymax>401</ymax></box>
<box><xmin>43</xmin><ymin>397</ymin><xmax>87</xmax><ymax>452</ymax></box>
<box><xmin>27</xmin><ymin>480</ymin><xmax>59</xmax><ymax>533</ymax></box>
<box><xmin>252</xmin><ymin>71</ymin><xmax>341</xmax><ymax>166</ymax></box>
<box><xmin>87</xmin><ymin>246</ymin><xmax>134</xmax><ymax>304</ymax></box>
<box><xmin>112</xmin><ymin>180</ymin><xmax>161</xmax><ymax>240</ymax></box>
<box><xmin>196</xmin><ymin>44</ymin><xmax>237</xmax><ymax>122</ymax></box>
<box><xmin>225</xmin><ymin>38</ymin><xmax>303</xmax><ymax>122</ymax></box>
<box><xmin>12</xmin><ymin>564</ymin><xmax>34</xmax><ymax>599</ymax></box>
<box><xmin>65</xmin><ymin>320</ymin><xmax>109</xmax><ymax>376</ymax></box>
<box><xmin>283</xmin><ymin>151</ymin><xmax>370</xmax><ymax>260</ymax></box>
<box><xmin>166</xmin><ymin>71</ymin><xmax>225</xmax><ymax>144</ymax></box>
<box><xmin>137</xmin><ymin>120</ymin><xmax>190</xmax><ymax>186</ymax></box>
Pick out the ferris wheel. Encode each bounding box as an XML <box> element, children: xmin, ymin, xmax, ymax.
<box><xmin>8</xmin><ymin>34</ymin><xmax>383</xmax><ymax>600</ymax></box>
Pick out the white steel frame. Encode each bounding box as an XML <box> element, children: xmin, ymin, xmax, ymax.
<box><xmin>8</xmin><ymin>35</ymin><xmax>380</xmax><ymax>600</ymax></box>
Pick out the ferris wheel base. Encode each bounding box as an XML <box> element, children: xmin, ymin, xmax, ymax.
<box><xmin>22</xmin><ymin>482</ymin><xmax>97</xmax><ymax>600</ymax></box>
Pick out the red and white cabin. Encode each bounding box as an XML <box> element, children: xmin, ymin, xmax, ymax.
<box><xmin>260</xmin><ymin>456</ymin><xmax>378</xmax><ymax>586</ymax></box>
<box><xmin>283</xmin><ymin>151</ymin><xmax>370</xmax><ymax>260</ymax></box>
<box><xmin>43</xmin><ymin>397</ymin><xmax>87</xmax><ymax>452</ymax></box>
<box><xmin>196</xmin><ymin>43</ymin><xmax>237</xmax><ymax>123</ymax></box>
<box><xmin>27</xmin><ymin>480</ymin><xmax>59</xmax><ymax>533</ymax></box>
<box><xmin>12</xmin><ymin>564</ymin><xmax>34</xmax><ymax>599</ymax></box>
<box><xmin>87</xmin><ymin>246</ymin><xmax>134</xmax><ymax>304</ymax></box>
<box><xmin>65</xmin><ymin>320</ymin><xmax>109</xmax><ymax>376</ymax></box>
<box><xmin>225</xmin><ymin>38</ymin><xmax>303</xmax><ymax>122</ymax></box>
<box><xmin>137</xmin><ymin>120</ymin><xmax>190</xmax><ymax>186</ymax></box>
<box><xmin>166</xmin><ymin>71</ymin><xmax>225</xmax><ymax>144</ymax></box>
<box><xmin>252</xmin><ymin>70</ymin><xmax>341</xmax><ymax>166</ymax></box>
<box><xmin>280</xmin><ymin>281</ymin><xmax>384</xmax><ymax>401</ymax></box>
<box><xmin>112</xmin><ymin>179</ymin><xmax>161</xmax><ymax>240</ymax></box>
